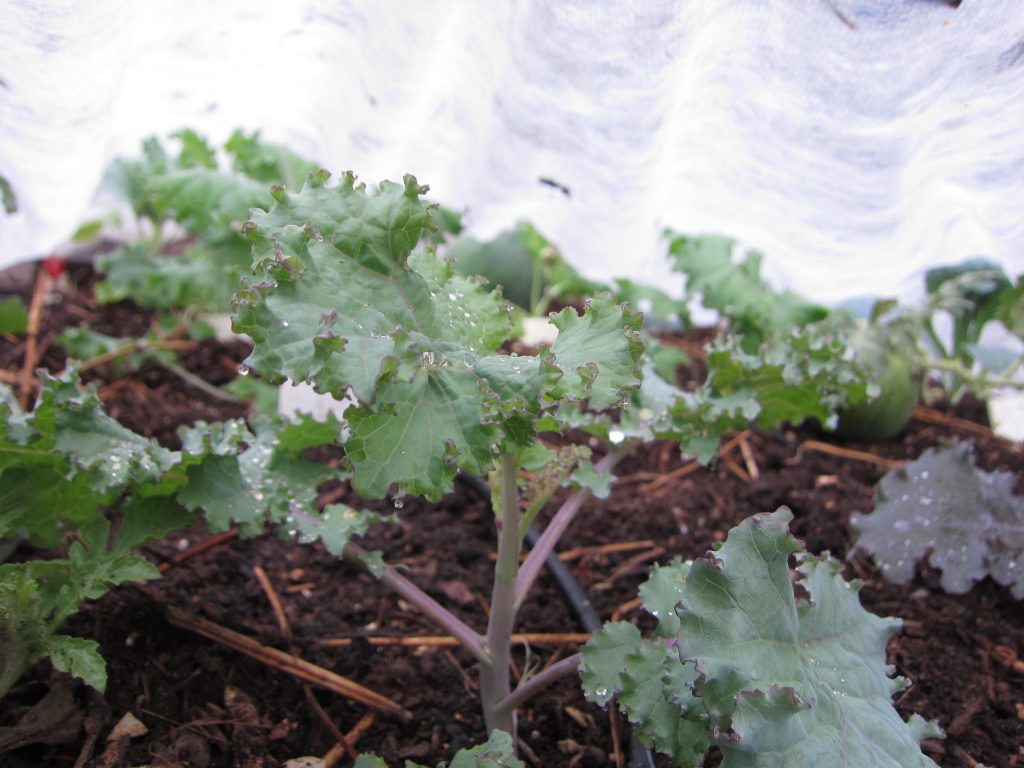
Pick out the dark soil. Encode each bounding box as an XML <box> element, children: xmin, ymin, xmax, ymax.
<box><xmin>1</xmin><ymin>262</ymin><xmax>1022</xmax><ymax>768</ymax></box>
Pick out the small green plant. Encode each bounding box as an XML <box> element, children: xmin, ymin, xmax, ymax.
<box><xmin>581</xmin><ymin>509</ymin><xmax>942</xmax><ymax>767</ymax></box>
<box><xmin>0</xmin><ymin>370</ymin><xmax>354</xmax><ymax>698</ymax></box>
<box><xmin>920</xmin><ymin>258</ymin><xmax>1023</xmax><ymax>402</ymax></box>
<box><xmin>97</xmin><ymin>128</ymin><xmax>317</xmax><ymax>313</ymax></box>
<box><xmin>226</xmin><ymin>168</ymin><xmax>875</xmax><ymax>750</ymax></box>
<box><xmin>4</xmin><ymin>134</ymin><xmax>926</xmax><ymax>764</ymax></box>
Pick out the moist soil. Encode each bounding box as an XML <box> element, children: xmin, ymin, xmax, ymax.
<box><xmin>1</xmin><ymin>263</ymin><xmax>1022</xmax><ymax>768</ymax></box>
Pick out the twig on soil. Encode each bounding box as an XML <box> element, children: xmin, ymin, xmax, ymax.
<box><xmin>165</xmin><ymin>606</ymin><xmax>409</xmax><ymax>719</ymax></box>
<box><xmin>17</xmin><ymin>265</ymin><xmax>50</xmax><ymax>407</ymax></box>
<box><xmin>303</xmin><ymin>686</ymin><xmax>358</xmax><ymax>763</ymax></box>
<box><xmin>486</xmin><ymin>539</ymin><xmax>657</xmax><ymax>564</ymax></box>
<box><xmin>913</xmin><ymin>404</ymin><xmax>1011</xmax><ymax>444</ymax></box>
<box><xmin>628</xmin><ymin>430</ymin><xmax>755</xmax><ymax>493</ymax></box>
<box><xmin>73</xmin><ymin>338</ymin><xmax>197</xmax><ymax>374</ymax></box>
<box><xmin>156</xmin><ymin>529</ymin><xmax>240</xmax><ymax>573</ymax></box>
<box><xmin>951</xmin><ymin>744</ymin><xmax>981</xmax><ymax>767</ymax></box>
<box><xmin>322</xmin><ymin>713</ymin><xmax>375</xmax><ymax>768</ymax></box>
<box><xmin>163</xmin><ymin>360</ymin><xmax>239</xmax><ymax>403</ymax></box>
<box><xmin>790</xmin><ymin>440</ymin><xmax>905</xmax><ymax>470</ymax></box>
<box><xmin>556</xmin><ymin>540</ymin><xmax>656</xmax><ymax>562</ymax></box>
<box><xmin>738</xmin><ymin>432</ymin><xmax>760</xmax><ymax>480</ymax></box>
<box><xmin>253</xmin><ymin>565</ymin><xmax>291</xmax><ymax>645</ymax></box>
<box><xmin>253</xmin><ymin>564</ymin><xmax>360</xmax><ymax>762</ymax></box>
<box><xmin>948</xmin><ymin>694</ymin><xmax>986</xmax><ymax>737</ymax></box>
<box><xmin>593</xmin><ymin>547</ymin><xmax>666</xmax><ymax>589</ymax></box>
<box><xmin>721</xmin><ymin>454</ymin><xmax>751</xmax><ymax>483</ymax></box>
<box><xmin>318</xmin><ymin>633</ymin><xmax>592</xmax><ymax>649</ymax></box>
<box><xmin>632</xmin><ymin>461</ymin><xmax>701</xmax><ymax>492</ymax></box>
<box><xmin>610</xmin><ymin>597</ymin><xmax>642</xmax><ymax>622</ymax></box>
<box><xmin>442</xmin><ymin>649</ymin><xmax>478</xmax><ymax>693</ymax></box>
<box><xmin>608</xmin><ymin>705</ymin><xmax>624</xmax><ymax>768</ymax></box>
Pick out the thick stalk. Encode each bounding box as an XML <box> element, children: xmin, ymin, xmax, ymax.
<box><xmin>514</xmin><ymin>442</ymin><xmax>634</xmax><ymax>608</ymax></box>
<box><xmin>343</xmin><ymin>543</ymin><xmax>489</xmax><ymax>665</ymax></box>
<box><xmin>479</xmin><ymin>452</ymin><xmax>521</xmax><ymax>737</ymax></box>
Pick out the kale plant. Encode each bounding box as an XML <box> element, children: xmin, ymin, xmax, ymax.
<box><xmin>852</xmin><ymin>444</ymin><xmax>1024</xmax><ymax>598</ymax></box>
<box><xmin>226</xmin><ymin>168</ymin><xmax>872</xmax><ymax>747</ymax></box>
<box><xmin>581</xmin><ymin>510</ymin><xmax>942</xmax><ymax>767</ymax></box>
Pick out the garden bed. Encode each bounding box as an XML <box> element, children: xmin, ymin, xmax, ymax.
<box><xmin>1</xmin><ymin>262</ymin><xmax>1023</xmax><ymax>768</ymax></box>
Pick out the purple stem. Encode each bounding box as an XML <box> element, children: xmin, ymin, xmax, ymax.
<box><xmin>343</xmin><ymin>542</ymin><xmax>489</xmax><ymax>665</ymax></box>
<box><xmin>492</xmin><ymin>653</ymin><xmax>583</xmax><ymax>717</ymax></box>
<box><xmin>514</xmin><ymin>442</ymin><xmax>634</xmax><ymax>608</ymax></box>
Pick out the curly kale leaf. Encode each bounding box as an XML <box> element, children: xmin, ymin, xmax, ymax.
<box><xmin>233</xmin><ymin>172</ymin><xmax>643</xmax><ymax>500</ymax></box>
<box><xmin>583</xmin><ymin>510</ymin><xmax>941</xmax><ymax>767</ymax></box>
<box><xmin>852</xmin><ymin>444</ymin><xmax>1024</xmax><ymax>598</ymax></box>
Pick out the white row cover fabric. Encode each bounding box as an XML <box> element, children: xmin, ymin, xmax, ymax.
<box><xmin>1</xmin><ymin>0</ymin><xmax>1023</xmax><ymax>305</ymax></box>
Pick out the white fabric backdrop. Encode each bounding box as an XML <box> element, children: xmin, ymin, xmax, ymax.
<box><xmin>1</xmin><ymin>0</ymin><xmax>1023</xmax><ymax>305</ymax></box>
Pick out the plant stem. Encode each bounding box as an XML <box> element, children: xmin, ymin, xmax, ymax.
<box><xmin>342</xmin><ymin>543</ymin><xmax>489</xmax><ymax>665</ymax></box>
<box><xmin>492</xmin><ymin>653</ymin><xmax>582</xmax><ymax>718</ymax></box>
<box><xmin>925</xmin><ymin>357</ymin><xmax>1024</xmax><ymax>385</ymax></box>
<box><xmin>514</xmin><ymin>442</ymin><xmax>633</xmax><ymax>608</ymax></box>
<box><xmin>479</xmin><ymin>451</ymin><xmax>521</xmax><ymax>737</ymax></box>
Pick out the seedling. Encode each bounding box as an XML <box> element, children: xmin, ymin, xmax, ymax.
<box><xmin>228</xmin><ymin>169</ymin><xmax>873</xmax><ymax>745</ymax></box>
<box><xmin>852</xmin><ymin>444</ymin><xmax>1024</xmax><ymax>598</ymax></box>
<box><xmin>582</xmin><ymin>510</ymin><xmax>942</xmax><ymax>767</ymax></box>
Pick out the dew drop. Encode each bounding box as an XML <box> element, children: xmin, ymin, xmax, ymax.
<box><xmin>239</xmin><ymin>364</ymin><xmax>251</xmax><ymax>376</ymax></box>
<box><xmin>608</xmin><ymin>429</ymin><xmax>626</xmax><ymax>445</ymax></box>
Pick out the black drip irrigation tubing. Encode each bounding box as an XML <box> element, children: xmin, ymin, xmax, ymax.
<box><xmin>458</xmin><ymin>473</ymin><xmax>656</xmax><ymax>768</ymax></box>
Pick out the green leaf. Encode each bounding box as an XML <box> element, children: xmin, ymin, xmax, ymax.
<box><xmin>0</xmin><ymin>371</ymin><xmax>181</xmax><ymax>546</ymax></box>
<box><xmin>232</xmin><ymin>173</ymin><xmax>475</xmax><ymax>400</ymax></box>
<box><xmin>582</xmin><ymin>569</ymin><xmax>711</xmax><ymax>767</ymax></box>
<box><xmin>97</xmin><ymin>235</ymin><xmax>255</xmax><ymax>311</ymax></box>
<box><xmin>356</xmin><ymin>730</ymin><xmax>522</xmax><ymax>768</ymax></box>
<box><xmin>0</xmin><ymin>466</ymin><xmax>100</xmax><ymax>547</ymax></box>
<box><xmin>233</xmin><ymin>172</ymin><xmax>643</xmax><ymax>500</ymax></box>
<box><xmin>548</xmin><ymin>293</ymin><xmax>644</xmax><ymax>410</ymax></box>
<box><xmin>614</xmin><ymin>278</ymin><xmax>685</xmax><ymax>327</ymax></box>
<box><xmin>0</xmin><ymin>296</ymin><xmax>28</xmax><ymax>334</ymax></box>
<box><xmin>666</xmin><ymin>233</ymin><xmax>828</xmax><ymax>347</ymax></box>
<box><xmin>44</xmin><ymin>634</ymin><xmax>107</xmax><ymax>692</ymax></box>
<box><xmin>580</xmin><ymin>621</ymin><xmax>641</xmax><ymax>706</ymax></box>
<box><xmin>171</xmin><ymin>128</ymin><xmax>218</xmax><ymax>169</ymax></box>
<box><xmin>678</xmin><ymin>509</ymin><xmax>940</xmax><ymax>767</ymax></box>
<box><xmin>225</xmin><ymin>128</ymin><xmax>319</xmax><ymax>187</ymax></box>
<box><xmin>993</xmin><ymin>275</ymin><xmax>1024</xmax><ymax>341</ymax></box>
<box><xmin>637</xmin><ymin>558</ymin><xmax>690</xmax><ymax>637</ymax></box>
<box><xmin>176</xmin><ymin>417</ymin><xmax>379</xmax><ymax>556</ymax></box>
<box><xmin>448</xmin><ymin>730</ymin><xmax>523</xmax><ymax>767</ymax></box>
<box><xmin>149</xmin><ymin>168</ymin><xmax>269</xmax><ymax>232</ymax></box>
<box><xmin>851</xmin><ymin>444</ymin><xmax>1024</xmax><ymax>598</ymax></box>
<box><xmin>42</xmin><ymin>373</ymin><xmax>179</xmax><ymax>492</ymax></box>
<box><xmin>344</xmin><ymin>366</ymin><xmax>499</xmax><ymax>500</ymax></box>
<box><xmin>618</xmin><ymin>641</ymin><xmax>707</xmax><ymax>765</ymax></box>
<box><xmin>667</xmin><ymin>322</ymin><xmax>868</xmax><ymax>461</ymax></box>
<box><xmin>0</xmin><ymin>174</ymin><xmax>17</xmax><ymax>214</ymax></box>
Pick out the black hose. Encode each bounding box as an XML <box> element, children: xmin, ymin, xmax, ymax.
<box><xmin>457</xmin><ymin>473</ymin><xmax>656</xmax><ymax>768</ymax></box>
